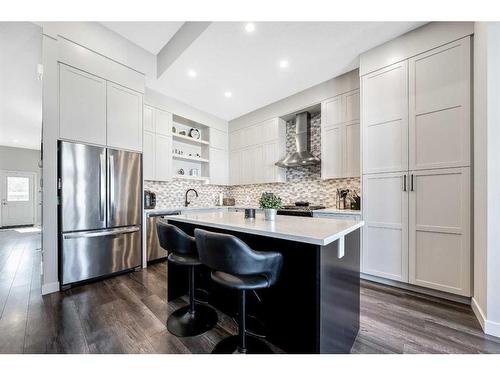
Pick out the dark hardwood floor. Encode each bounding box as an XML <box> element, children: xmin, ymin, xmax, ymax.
<box><xmin>1</xmin><ymin>228</ymin><xmax>499</xmax><ymax>354</ymax></box>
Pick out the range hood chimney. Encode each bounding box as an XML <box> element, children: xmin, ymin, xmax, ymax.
<box><xmin>275</xmin><ymin>111</ymin><xmax>320</xmax><ymax>168</ymax></box>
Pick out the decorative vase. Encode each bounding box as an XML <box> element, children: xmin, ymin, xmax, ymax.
<box><xmin>264</xmin><ymin>208</ymin><xmax>277</xmax><ymax>221</ymax></box>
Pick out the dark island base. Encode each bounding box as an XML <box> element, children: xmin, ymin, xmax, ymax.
<box><xmin>166</xmin><ymin>221</ymin><xmax>360</xmax><ymax>354</ymax></box>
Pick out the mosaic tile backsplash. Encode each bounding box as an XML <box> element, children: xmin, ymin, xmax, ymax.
<box><xmin>145</xmin><ymin>113</ymin><xmax>361</xmax><ymax>208</ymax></box>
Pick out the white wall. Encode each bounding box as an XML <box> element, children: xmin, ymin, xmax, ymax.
<box><xmin>145</xmin><ymin>88</ymin><xmax>228</xmax><ymax>132</ymax></box>
<box><xmin>229</xmin><ymin>69</ymin><xmax>359</xmax><ymax>130</ymax></box>
<box><xmin>472</xmin><ymin>21</ymin><xmax>500</xmax><ymax>338</ymax></box>
<box><xmin>0</xmin><ymin>146</ymin><xmax>41</xmax><ymax>225</ymax></box>
<box><xmin>473</xmin><ymin>21</ymin><xmax>488</xmax><ymax>325</ymax></box>
<box><xmin>36</xmin><ymin>22</ymin><xmax>156</xmax><ymax>77</ymax></box>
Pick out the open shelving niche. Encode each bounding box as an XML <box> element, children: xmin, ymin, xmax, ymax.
<box><xmin>171</xmin><ymin>114</ymin><xmax>211</xmax><ymax>182</ymax></box>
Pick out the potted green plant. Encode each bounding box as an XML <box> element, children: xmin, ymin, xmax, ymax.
<box><xmin>259</xmin><ymin>192</ymin><xmax>283</xmax><ymax>221</ymax></box>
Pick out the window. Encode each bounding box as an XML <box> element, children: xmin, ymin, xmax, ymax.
<box><xmin>7</xmin><ymin>177</ymin><xmax>30</xmax><ymax>202</ymax></box>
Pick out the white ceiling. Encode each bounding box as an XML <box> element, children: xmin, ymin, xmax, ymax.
<box><xmin>145</xmin><ymin>22</ymin><xmax>425</xmax><ymax>120</ymax></box>
<box><xmin>101</xmin><ymin>22</ymin><xmax>184</xmax><ymax>55</ymax></box>
<box><xmin>0</xmin><ymin>22</ymin><xmax>42</xmax><ymax>150</ymax></box>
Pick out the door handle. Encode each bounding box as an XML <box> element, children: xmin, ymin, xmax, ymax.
<box><xmin>99</xmin><ymin>152</ymin><xmax>106</xmax><ymax>222</ymax></box>
<box><xmin>403</xmin><ymin>175</ymin><xmax>407</xmax><ymax>192</ymax></box>
<box><xmin>410</xmin><ymin>174</ymin><xmax>414</xmax><ymax>191</ymax></box>
<box><xmin>108</xmin><ymin>154</ymin><xmax>115</xmax><ymax>223</ymax></box>
<box><xmin>63</xmin><ymin>226</ymin><xmax>140</xmax><ymax>239</ymax></box>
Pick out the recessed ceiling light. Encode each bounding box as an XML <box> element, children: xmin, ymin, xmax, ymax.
<box><xmin>245</xmin><ymin>23</ymin><xmax>255</xmax><ymax>33</ymax></box>
<box><xmin>224</xmin><ymin>91</ymin><xmax>233</xmax><ymax>98</ymax></box>
<box><xmin>187</xmin><ymin>69</ymin><xmax>197</xmax><ymax>78</ymax></box>
<box><xmin>12</xmin><ymin>139</ymin><xmax>19</xmax><ymax>143</ymax></box>
<box><xmin>279</xmin><ymin>60</ymin><xmax>289</xmax><ymax>68</ymax></box>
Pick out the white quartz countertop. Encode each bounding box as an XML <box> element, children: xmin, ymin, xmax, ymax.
<box><xmin>145</xmin><ymin>206</ymin><xmax>259</xmax><ymax>216</ymax></box>
<box><xmin>313</xmin><ymin>207</ymin><xmax>362</xmax><ymax>215</ymax></box>
<box><xmin>164</xmin><ymin>211</ymin><xmax>364</xmax><ymax>246</ymax></box>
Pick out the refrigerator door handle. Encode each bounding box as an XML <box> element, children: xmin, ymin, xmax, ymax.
<box><xmin>63</xmin><ymin>226</ymin><xmax>140</xmax><ymax>239</ymax></box>
<box><xmin>99</xmin><ymin>152</ymin><xmax>106</xmax><ymax>222</ymax></box>
<box><xmin>108</xmin><ymin>154</ymin><xmax>115</xmax><ymax>223</ymax></box>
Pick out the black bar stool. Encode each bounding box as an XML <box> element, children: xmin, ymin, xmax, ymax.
<box><xmin>195</xmin><ymin>228</ymin><xmax>283</xmax><ymax>354</ymax></box>
<box><xmin>157</xmin><ymin>221</ymin><xmax>218</xmax><ymax>337</ymax></box>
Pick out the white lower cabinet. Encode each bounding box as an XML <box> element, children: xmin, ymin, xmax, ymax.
<box><xmin>362</xmin><ymin>167</ymin><xmax>471</xmax><ymax>296</ymax></box>
<box><xmin>409</xmin><ymin>167</ymin><xmax>471</xmax><ymax>296</ymax></box>
<box><xmin>362</xmin><ymin>172</ymin><xmax>409</xmax><ymax>282</ymax></box>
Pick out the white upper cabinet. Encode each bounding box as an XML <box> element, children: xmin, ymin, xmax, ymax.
<box><xmin>321</xmin><ymin>126</ymin><xmax>343</xmax><ymax>179</ymax></box>
<box><xmin>409</xmin><ymin>37</ymin><xmax>471</xmax><ymax>170</ymax></box>
<box><xmin>155</xmin><ymin>109</ymin><xmax>172</xmax><ymax>136</ymax></box>
<box><xmin>143</xmin><ymin>131</ymin><xmax>155</xmax><ymax>180</ymax></box>
<box><xmin>344</xmin><ymin>90</ymin><xmax>360</xmax><ymax>124</ymax></box>
<box><xmin>143</xmin><ymin>105</ymin><xmax>155</xmax><ymax>133</ymax></box>
<box><xmin>154</xmin><ymin>134</ymin><xmax>172</xmax><ymax>181</ymax></box>
<box><xmin>229</xmin><ymin>150</ymin><xmax>242</xmax><ymax>185</ymax></box>
<box><xmin>229</xmin><ymin>118</ymin><xmax>286</xmax><ymax>185</ymax></box>
<box><xmin>362</xmin><ymin>61</ymin><xmax>408</xmax><ymax>174</ymax></box>
<box><xmin>210</xmin><ymin>147</ymin><xmax>229</xmax><ymax>185</ymax></box>
<box><xmin>59</xmin><ymin>64</ymin><xmax>107</xmax><ymax>145</ymax></box>
<box><xmin>344</xmin><ymin>122</ymin><xmax>360</xmax><ymax>177</ymax></box>
<box><xmin>322</xmin><ymin>96</ymin><xmax>343</xmax><ymax>127</ymax></box>
<box><xmin>408</xmin><ymin>167</ymin><xmax>470</xmax><ymax>296</ymax></box>
<box><xmin>211</xmin><ymin>128</ymin><xmax>229</xmax><ymax>150</ymax></box>
<box><xmin>321</xmin><ymin>89</ymin><xmax>360</xmax><ymax>179</ymax></box>
<box><xmin>362</xmin><ymin>172</ymin><xmax>409</xmax><ymax>282</ymax></box>
<box><xmin>106</xmin><ymin>82</ymin><xmax>143</xmax><ymax>152</ymax></box>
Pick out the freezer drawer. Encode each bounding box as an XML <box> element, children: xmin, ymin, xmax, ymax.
<box><xmin>61</xmin><ymin>226</ymin><xmax>141</xmax><ymax>285</ymax></box>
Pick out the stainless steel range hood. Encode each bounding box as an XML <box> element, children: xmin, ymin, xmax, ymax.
<box><xmin>275</xmin><ymin>111</ymin><xmax>320</xmax><ymax>168</ymax></box>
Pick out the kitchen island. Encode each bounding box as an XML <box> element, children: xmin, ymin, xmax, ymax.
<box><xmin>164</xmin><ymin>211</ymin><xmax>364</xmax><ymax>354</ymax></box>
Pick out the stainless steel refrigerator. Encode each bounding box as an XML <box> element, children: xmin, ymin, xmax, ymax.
<box><xmin>59</xmin><ymin>141</ymin><xmax>142</xmax><ymax>286</ymax></box>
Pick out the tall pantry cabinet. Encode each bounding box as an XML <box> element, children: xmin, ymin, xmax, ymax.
<box><xmin>361</xmin><ymin>36</ymin><xmax>471</xmax><ymax>297</ymax></box>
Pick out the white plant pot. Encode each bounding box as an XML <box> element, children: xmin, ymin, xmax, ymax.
<box><xmin>264</xmin><ymin>208</ymin><xmax>277</xmax><ymax>221</ymax></box>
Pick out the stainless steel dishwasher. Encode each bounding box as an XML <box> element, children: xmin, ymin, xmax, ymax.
<box><xmin>146</xmin><ymin>212</ymin><xmax>180</xmax><ymax>262</ymax></box>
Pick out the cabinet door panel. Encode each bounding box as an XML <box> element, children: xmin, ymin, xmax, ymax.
<box><xmin>409</xmin><ymin>167</ymin><xmax>470</xmax><ymax>296</ymax></box>
<box><xmin>322</xmin><ymin>95</ymin><xmax>343</xmax><ymax>127</ymax></box>
<box><xmin>210</xmin><ymin>148</ymin><xmax>228</xmax><ymax>185</ymax></box>
<box><xmin>230</xmin><ymin>129</ymin><xmax>243</xmax><ymax>150</ymax></box>
<box><xmin>409</xmin><ymin>37</ymin><xmax>470</xmax><ymax>170</ymax></box>
<box><xmin>344</xmin><ymin>123</ymin><xmax>360</xmax><ymax>177</ymax></box>
<box><xmin>59</xmin><ymin>64</ymin><xmax>106</xmax><ymax>145</ymax></box>
<box><xmin>155</xmin><ymin>109</ymin><xmax>172</xmax><ymax>136</ymax></box>
<box><xmin>211</xmin><ymin>128</ymin><xmax>228</xmax><ymax>150</ymax></box>
<box><xmin>143</xmin><ymin>131</ymin><xmax>155</xmax><ymax>180</ymax></box>
<box><xmin>143</xmin><ymin>105</ymin><xmax>155</xmax><ymax>133</ymax></box>
<box><xmin>229</xmin><ymin>150</ymin><xmax>242</xmax><ymax>185</ymax></box>
<box><xmin>321</xmin><ymin>126</ymin><xmax>343</xmax><ymax>179</ymax></box>
<box><xmin>344</xmin><ymin>90</ymin><xmax>360</xmax><ymax>123</ymax></box>
<box><xmin>155</xmin><ymin>135</ymin><xmax>172</xmax><ymax>181</ymax></box>
<box><xmin>362</xmin><ymin>61</ymin><xmax>408</xmax><ymax>173</ymax></box>
<box><xmin>107</xmin><ymin>82</ymin><xmax>143</xmax><ymax>151</ymax></box>
<box><xmin>262</xmin><ymin>142</ymin><xmax>279</xmax><ymax>183</ymax></box>
<box><xmin>362</xmin><ymin>172</ymin><xmax>408</xmax><ymax>282</ymax></box>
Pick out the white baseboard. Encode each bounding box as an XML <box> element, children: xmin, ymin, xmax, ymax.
<box><xmin>361</xmin><ymin>273</ymin><xmax>471</xmax><ymax>304</ymax></box>
<box><xmin>471</xmin><ymin>297</ymin><xmax>486</xmax><ymax>330</ymax></box>
<box><xmin>41</xmin><ymin>282</ymin><xmax>60</xmax><ymax>295</ymax></box>
<box><xmin>485</xmin><ymin>319</ymin><xmax>500</xmax><ymax>338</ymax></box>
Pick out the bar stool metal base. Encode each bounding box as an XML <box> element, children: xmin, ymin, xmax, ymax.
<box><xmin>167</xmin><ymin>304</ymin><xmax>218</xmax><ymax>337</ymax></box>
<box><xmin>212</xmin><ymin>335</ymin><xmax>274</xmax><ymax>354</ymax></box>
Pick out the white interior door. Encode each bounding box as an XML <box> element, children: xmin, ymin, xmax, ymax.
<box><xmin>362</xmin><ymin>172</ymin><xmax>409</xmax><ymax>282</ymax></box>
<box><xmin>1</xmin><ymin>171</ymin><xmax>35</xmax><ymax>227</ymax></box>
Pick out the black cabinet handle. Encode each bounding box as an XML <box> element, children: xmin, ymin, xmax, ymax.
<box><xmin>410</xmin><ymin>174</ymin><xmax>414</xmax><ymax>191</ymax></box>
<box><xmin>403</xmin><ymin>175</ymin><xmax>407</xmax><ymax>191</ymax></box>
